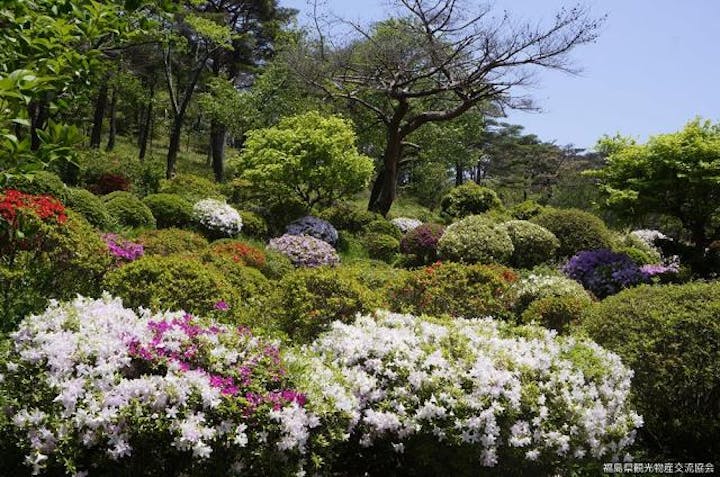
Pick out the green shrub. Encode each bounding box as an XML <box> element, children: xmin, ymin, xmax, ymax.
<box><xmin>614</xmin><ymin>246</ymin><xmax>657</xmax><ymax>266</ymax></box>
<box><xmin>501</xmin><ymin>220</ymin><xmax>559</xmax><ymax>268</ymax></box>
<box><xmin>613</xmin><ymin>232</ymin><xmax>662</xmax><ymax>265</ymax></box>
<box><xmin>364</xmin><ymin>232</ymin><xmax>399</xmax><ymax>263</ymax></box>
<box><xmin>531</xmin><ymin>208</ymin><xmax>612</xmax><ymax>257</ymax></box>
<box><xmin>521</xmin><ymin>294</ymin><xmax>591</xmax><ymax>333</ymax></box>
<box><xmin>198</xmin><ymin>253</ymin><xmax>271</xmax><ymax>313</ymax></box>
<box><xmin>158</xmin><ymin>173</ymin><xmax>223</xmax><ymax>203</ymax></box>
<box><xmin>103</xmin><ymin>255</ymin><xmax>238</xmax><ymax>318</ymax></box>
<box><xmin>342</xmin><ymin>259</ymin><xmax>398</xmax><ymax>290</ymax></box>
<box><xmin>268</xmin><ymin>267</ymin><xmax>382</xmax><ymax>341</ymax></box>
<box><xmin>260</xmin><ymin>249</ymin><xmax>294</xmax><ymax>280</ymax></box>
<box><xmin>362</xmin><ymin>219</ymin><xmax>402</xmax><ymax>240</ymax></box>
<box><xmin>8</xmin><ymin>170</ymin><xmax>68</xmax><ymax>202</ymax></box>
<box><xmin>510</xmin><ymin>274</ymin><xmax>591</xmax><ymax>314</ymax></box>
<box><xmin>138</xmin><ymin>228</ymin><xmax>208</xmax><ymax>256</ymax></box>
<box><xmin>335</xmin><ymin>231</ymin><xmax>369</xmax><ymax>259</ymax></box>
<box><xmin>387</xmin><ymin>262</ymin><xmax>517</xmax><ymax>319</ymax></box>
<box><xmin>238</xmin><ymin>210</ymin><xmax>268</xmax><ymax>238</ymax></box>
<box><xmin>65</xmin><ymin>187</ymin><xmax>115</xmax><ymax>230</ymax></box>
<box><xmin>579</xmin><ymin>282</ymin><xmax>720</xmax><ymax>460</ymax></box>
<box><xmin>440</xmin><ymin>182</ymin><xmax>502</xmax><ymax>218</ymax></box>
<box><xmin>104</xmin><ymin>192</ymin><xmax>156</xmax><ymax>229</ymax></box>
<box><xmin>509</xmin><ymin>200</ymin><xmax>546</xmax><ymax>220</ymax></box>
<box><xmin>437</xmin><ymin>215</ymin><xmax>514</xmax><ymax>264</ymax></box>
<box><xmin>142</xmin><ymin>193</ymin><xmax>193</xmax><ymax>228</ymax></box>
<box><xmin>318</xmin><ymin>203</ymin><xmax>382</xmax><ymax>232</ymax></box>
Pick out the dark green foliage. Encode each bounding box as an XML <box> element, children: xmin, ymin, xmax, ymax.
<box><xmin>362</xmin><ymin>219</ymin><xmax>403</xmax><ymax>240</ymax></box>
<box><xmin>520</xmin><ymin>294</ymin><xmax>591</xmax><ymax>333</ymax></box>
<box><xmin>531</xmin><ymin>208</ymin><xmax>612</xmax><ymax>257</ymax></box>
<box><xmin>318</xmin><ymin>203</ymin><xmax>382</xmax><ymax>232</ymax></box>
<box><xmin>440</xmin><ymin>182</ymin><xmax>502</xmax><ymax>218</ymax></box>
<box><xmin>104</xmin><ymin>192</ymin><xmax>156</xmax><ymax>228</ymax></box>
<box><xmin>386</xmin><ymin>262</ymin><xmax>517</xmax><ymax>319</ymax></box>
<box><xmin>268</xmin><ymin>267</ymin><xmax>383</xmax><ymax>341</ymax></box>
<box><xmin>65</xmin><ymin>187</ymin><xmax>115</xmax><ymax>230</ymax></box>
<box><xmin>579</xmin><ymin>282</ymin><xmax>720</xmax><ymax>460</ymax></box>
<box><xmin>8</xmin><ymin>170</ymin><xmax>68</xmax><ymax>202</ymax></box>
<box><xmin>501</xmin><ymin>220</ymin><xmax>559</xmax><ymax>268</ymax></box>
<box><xmin>142</xmin><ymin>193</ymin><xmax>193</xmax><ymax>228</ymax></box>
<box><xmin>138</xmin><ymin>229</ymin><xmax>209</xmax><ymax>256</ymax></box>
<box><xmin>365</xmin><ymin>233</ymin><xmax>400</xmax><ymax>263</ymax></box>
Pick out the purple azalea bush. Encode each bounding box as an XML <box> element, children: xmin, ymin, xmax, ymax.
<box><xmin>285</xmin><ymin>216</ymin><xmax>339</xmax><ymax>247</ymax></box>
<box><xmin>563</xmin><ymin>249</ymin><xmax>648</xmax><ymax>298</ymax></box>
<box><xmin>268</xmin><ymin>234</ymin><xmax>340</xmax><ymax>268</ymax></box>
<box><xmin>102</xmin><ymin>233</ymin><xmax>144</xmax><ymax>263</ymax></box>
<box><xmin>399</xmin><ymin>223</ymin><xmax>445</xmax><ymax>264</ymax></box>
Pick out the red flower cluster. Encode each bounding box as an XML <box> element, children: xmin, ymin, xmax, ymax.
<box><xmin>0</xmin><ymin>189</ymin><xmax>67</xmax><ymax>227</ymax></box>
<box><xmin>211</xmin><ymin>242</ymin><xmax>266</xmax><ymax>268</ymax></box>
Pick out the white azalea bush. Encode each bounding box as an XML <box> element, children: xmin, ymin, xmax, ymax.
<box><xmin>192</xmin><ymin>199</ymin><xmax>243</xmax><ymax>238</ymax></box>
<box><xmin>510</xmin><ymin>274</ymin><xmax>592</xmax><ymax>312</ymax></box>
<box><xmin>390</xmin><ymin>217</ymin><xmax>423</xmax><ymax>234</ymax></box>
<box><xmin>0</xmin><ymin>295</ymin><xmax>344</xmax><ymax>476</ymax></box>
<box><xmin>300</xmin><ymin>311</ymin><xmax>642</xmax><ymax>475</ymax></box>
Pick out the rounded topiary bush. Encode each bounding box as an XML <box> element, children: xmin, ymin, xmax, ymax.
<box><xmin>438</xmin><ymin>215</ymin><xmax>514</xmax><ymax>265</ymax></box>
<box><xmin>531</xmin><ymin>208</ymin><xmax>612</xmax><ymax>257</ymax></box>
<box><xmin>268</xmin><ymin>267</ymin><xmax>382</xmax><ymax>341</ymax></box>
<box><xmin>510</xmin><ymin>274</ymin><xmax>592</xmax><ymax>314</ymax></box>
<box><xmin>364</xmin><ymin>233</ymin><xmax>399</xmax><ymax>263</ymax></box>
<box><xmin>137</xmin><ymin>228</ymin><xmax>208</xmax><ymax>256</ymax></box>
<box><xmin>387</xmin><ymin>261</ymin><xmax>517</xmax><ymax>319</ymax></box>
<box><xmin>104</xmin><ymin>192</ymin><xmax>156</xmax><ymax>228</ymax></box>
<box><xmin>65</xmin><ymin>187</ymin><xmax>115</xmax><ymax>230</ymax></box>
<box><xmin>501</xmin><ymin>220</ymin><xmax>559</xmax><ymax>268</ymax></box>
<box><xmin>440</xmin><ymin>181</ymin><xmax>502</xmax><ymax>218</ymax></box>
<box><xmin>563</xmin><ymin>249</ymin><xmax>647</xmax><ymax>299</ymax></box>
<box><xmin>399</xmin><ymin>223</ymin><xmax>445</xmax><ymax>265</ymax></box>
<box><xmin>158</xmin><ymin>173</ymin><xmax>223</xmax><ymax>203</ymax></box>
<box><xmin>237</xmin><ymin>210</ymin><xmax>268</xmax><ymax>239</ymax></box>
<box><xmin>192</xmin><ymin>199</ymin><xmax>243</xmax><ymax>239</ymax></box>
<box><xmin>318</xmin><ymin>203</ymin><xmax>381</xmax><ymax>232</ymax></box>
<box><xmin>362</xmin><ymin>219</ymin><xmax>403</xmax><ymax>240</ymax></box>
<box><xmin>520</xmin><ymin>294</ymin><xmax>592</xmax><ymax>333</ymax></box>
<box><xmin>103</xmin><ymin>255</ymin><xmax>238</xmax><ymax>316</ymax></box>
<box><xmin>286</xmin><ymin>215</ymin><xmax>339</xmax><ymax>246</ymax></box>
<box><xmin>142</xmin><ymin>193</ymin><xmax>193</xmax><ymax>229</ymax></box>
<box><xmin>8</xmin><ymin>170</ymin><xmax>68</xmax><ymax>202</ymax></box>
<box><xmin>267</xmin><ymin>234</ymin><xmax>340</xmax><ymax>268</ymax></box>
<box><xmin>579</xmin><ymin>282</ymin><xmax>720</xmax><ymax>460</ymax></box>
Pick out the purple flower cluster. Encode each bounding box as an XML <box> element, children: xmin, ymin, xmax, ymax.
<box><xmin>102</xmin><ymin>233</ymin><xmax>144</xmax><ymax>263</ymax></box>
<box><xmin>268</xmin><ymin>233</ymin><xmax>340</xmax><ymax>267</ymax></box>
<box><xmin>286</xmin><ymin>215</ymin><xmax>339</xmax><ymax>246</ymax></box>
<box><xmin>400</xmin><ymin>223</ymin><xmax>445</xmax><ymax>263</ymax></box>
<box><xmin>563</xmin><ymin>249</ymin><xmax>648</xmax><ymax>298</ymax></box>
<box><xmin>640</xmin><ymin>259</ymin><xmax>680</xmax><ymax>278</ymax></box>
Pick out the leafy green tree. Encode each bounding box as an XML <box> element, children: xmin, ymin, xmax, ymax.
<box><xmin>235</xmin><ymin>111</ymin><xmax>374</xmax><ymax>208</ymax></box>
<box><xmin>591</xmin><ymin>118</ymin><xmax>720</xmax><ymax>253</ymax></box>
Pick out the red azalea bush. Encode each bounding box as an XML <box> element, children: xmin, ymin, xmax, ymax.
<box><xmin>0</xmin><ymin>189</ymin><xmax>67</xmax><ymax>254</ymax></box>
<box><xmin>210</xmin><ymin>241</ymin><xmax>267</xmax><ymax>269</ymax></box>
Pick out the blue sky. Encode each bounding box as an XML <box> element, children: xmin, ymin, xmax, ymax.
<box><xmin>281</xmin><ymin>0</ymin><xmax>720</xmax><ymax>150</ymax></box>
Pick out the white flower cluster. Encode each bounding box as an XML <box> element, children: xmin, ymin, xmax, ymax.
<box><xmin>2</xmin><ymin>295</ymin><xmax>317</xmax><ymax>475</ymax></box>
<box><xmin>511</xmin><ymin>274</ymin><xmax>591</xmax><ymax>310</ymax></box>
<box><xmin>390</xmin><ymin>217</ymin><xmax>423</xmax><ymax>233</ymax></box>
<box><xmin>306</xmin><ymin>311</ymin><xmax>642</xmax><ymax>468</ymax></box>
<box><xmin>630</xmin><ymin>229</ymin><xmax>668</xmax><ymax>248</ymax></box>
<box><xmin>192</xmin><ymin>199</ymin><xmax>243</xmax><ymax>237</ymax></box>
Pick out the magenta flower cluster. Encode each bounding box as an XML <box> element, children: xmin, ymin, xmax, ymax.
<box><xmin>102</xmin><ymin>233</ymin><xmax>144</xmax><ymax>262</ymax></box>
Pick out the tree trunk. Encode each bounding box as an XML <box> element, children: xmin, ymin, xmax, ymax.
<box><xmin>106</xmin><ymin>88</ymin><xmax>118</xmax><ymax>151</ymax></box>
<box><xmin>138</xmin><ymin>83</ymin><xmax>155</xmax><ymax>161</ymax></box>
<box><xmin>210</xmin><ymin>120</ymin><xmax>226</xmax><ymax>182</ymax></box>
<box><xmin>166</xmin><ymin>119</ymin><xmax>183</xmax><ymax>179</ymax></box>
<box><xmin>369</xmin><ymin>131</ymin><xmax>403</xmax><ymax>216</ymax></box>
<box><xmin>455</xmin><ymin>161</ymin><xmax>464</xmax><ymax>186</ymax></box>
<box><xmin>90</xmin><ymin>81</ymin><xmax>109</xmax><ymax>149</ymax></box>
<box><xmin>368</xmin><ymin>168</ymin><xmax>385</xmax><ymax>211</ymax></box>
<box><xmin>28</xmin><ymin>99</ymin><xmax>49</xmax><ymax>151</ymax></box>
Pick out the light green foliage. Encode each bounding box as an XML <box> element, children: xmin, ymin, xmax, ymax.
<box><xmin>591</xmin><ymin>118</ymin><xmax>720</xmax><ymax>249</ymax></box>
<box><xmin>137</xmin><ymin>229</ymin><xmax>208</xmax><ymax>256</ymax></box>
<box><xmin>260</xmin><ymin>249</ymin><xmax>294</xmax><ymax>280</ymax></box>
<box><xmin>520</xmin><ymin>294</ymin><xmax>591</xmax><ymax>333</ymax></box>
<box><xmin>531</xmin><ymin>208</ymin><xmax>612</xmax><ymax>257</ymax></box>
<box><xmin>510</xmin><ymin>274</ymin><xmax>591</xmax><ymax>314</ymax></box>
<box><xmin>440</xmin><ymin>182</ymin><xmax>502</xmax><ymax>218</ymax></box>
<box><xmin>364</xmin><ymin>233</ymin><xmax>400</xmax><ymax>263</ymax></box>
<box><xmin>509</xmin><ymin>200</ymin><xmax>546</xmax><ymax>220</ymax></box>
<box><xmin>268</xmin><ymin>267</ymin><xmax>383</xmax><ymax>341</ymax></box>
<box><xmin>235</xmin><ymin>112</ymin><xmax>375</xmax><ymax>208</ymax></box>
<box><xmin>438</xmin><ymin>215</ymin><xmax>514</xmax><ymax>265</ymax></box>
<box><xmin>158</xmin><ymin>174</ymin><xmax>224</xmax><ymax>203</ymax></box>
<box><xmin>613</xmin><ymin>232</ymin><xmax>662</xmax><ymax>265</ymax></box>
<box><xmin>142</xmin><ymin>193</ymin><xmax>193</xmax><ymax>229</ymax></box>
<box><xmin>104</xmin><ymin>192</ymin><xmax>156</xmax><ymax>229</ymax></box>
<box><xmin>65</xmin><ymin>188</ymin><xmax>116</xmax><ymax>230</ymax></box>
<box><xmin>386</xmin><ymin>262</ymin><xmax>517</xmax><ymax>319</ymax></box>
<box><xmin>362</xmin><ymin>219</ymin><xmax>402</xmax><ymax>240</ymax></box>
<box><xmin>237</xmin><ymin>210</ymin><xmax>268</xmax><ymax>239</ymax></box>
<box><xmin>501</xmin><ymin>220</ymin><xmax>559</xmax><ymax>268</ymax></box>
<box><xmin>103</xmin><ymin>255</ymin><xmax>239</xmax><ymax>318</ymax></box>
<box><xmin>579</xmin><ymin>282</ymin><xmax>720</xmax><ymax>459</ymax></box>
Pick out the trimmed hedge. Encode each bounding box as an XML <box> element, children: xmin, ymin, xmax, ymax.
<box><xmin>104</xmin><ymin>192</ymin><xmax>156</xmax><ymax>228</ymax></box>
<box><xmin>438</xmin><ymin>215</ymin><xmax>514</xmax><ymax>265</ymax></box>
<box><xmin>531</xmin><ymin>208</ymin><xmax>612</xmax><ymax>257</ymax></box>
<box><xmin>142</xmin><ymin>193</ymin><xmax>193</xmax><ymax>229</ymax></box>
<box><xmin>501</xmin><ymin>220</ymin><xmax>559</xmax><ymax>268</ymax></box>
<box><xmin>440</xmin><ymin>182</ymin><xmax>502</xmax><ymax>218</ymax></box>
<box><xmin>65</xmin><ymin>187</ymin><xmax>115</xmax><ymax>230</ymax></box>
